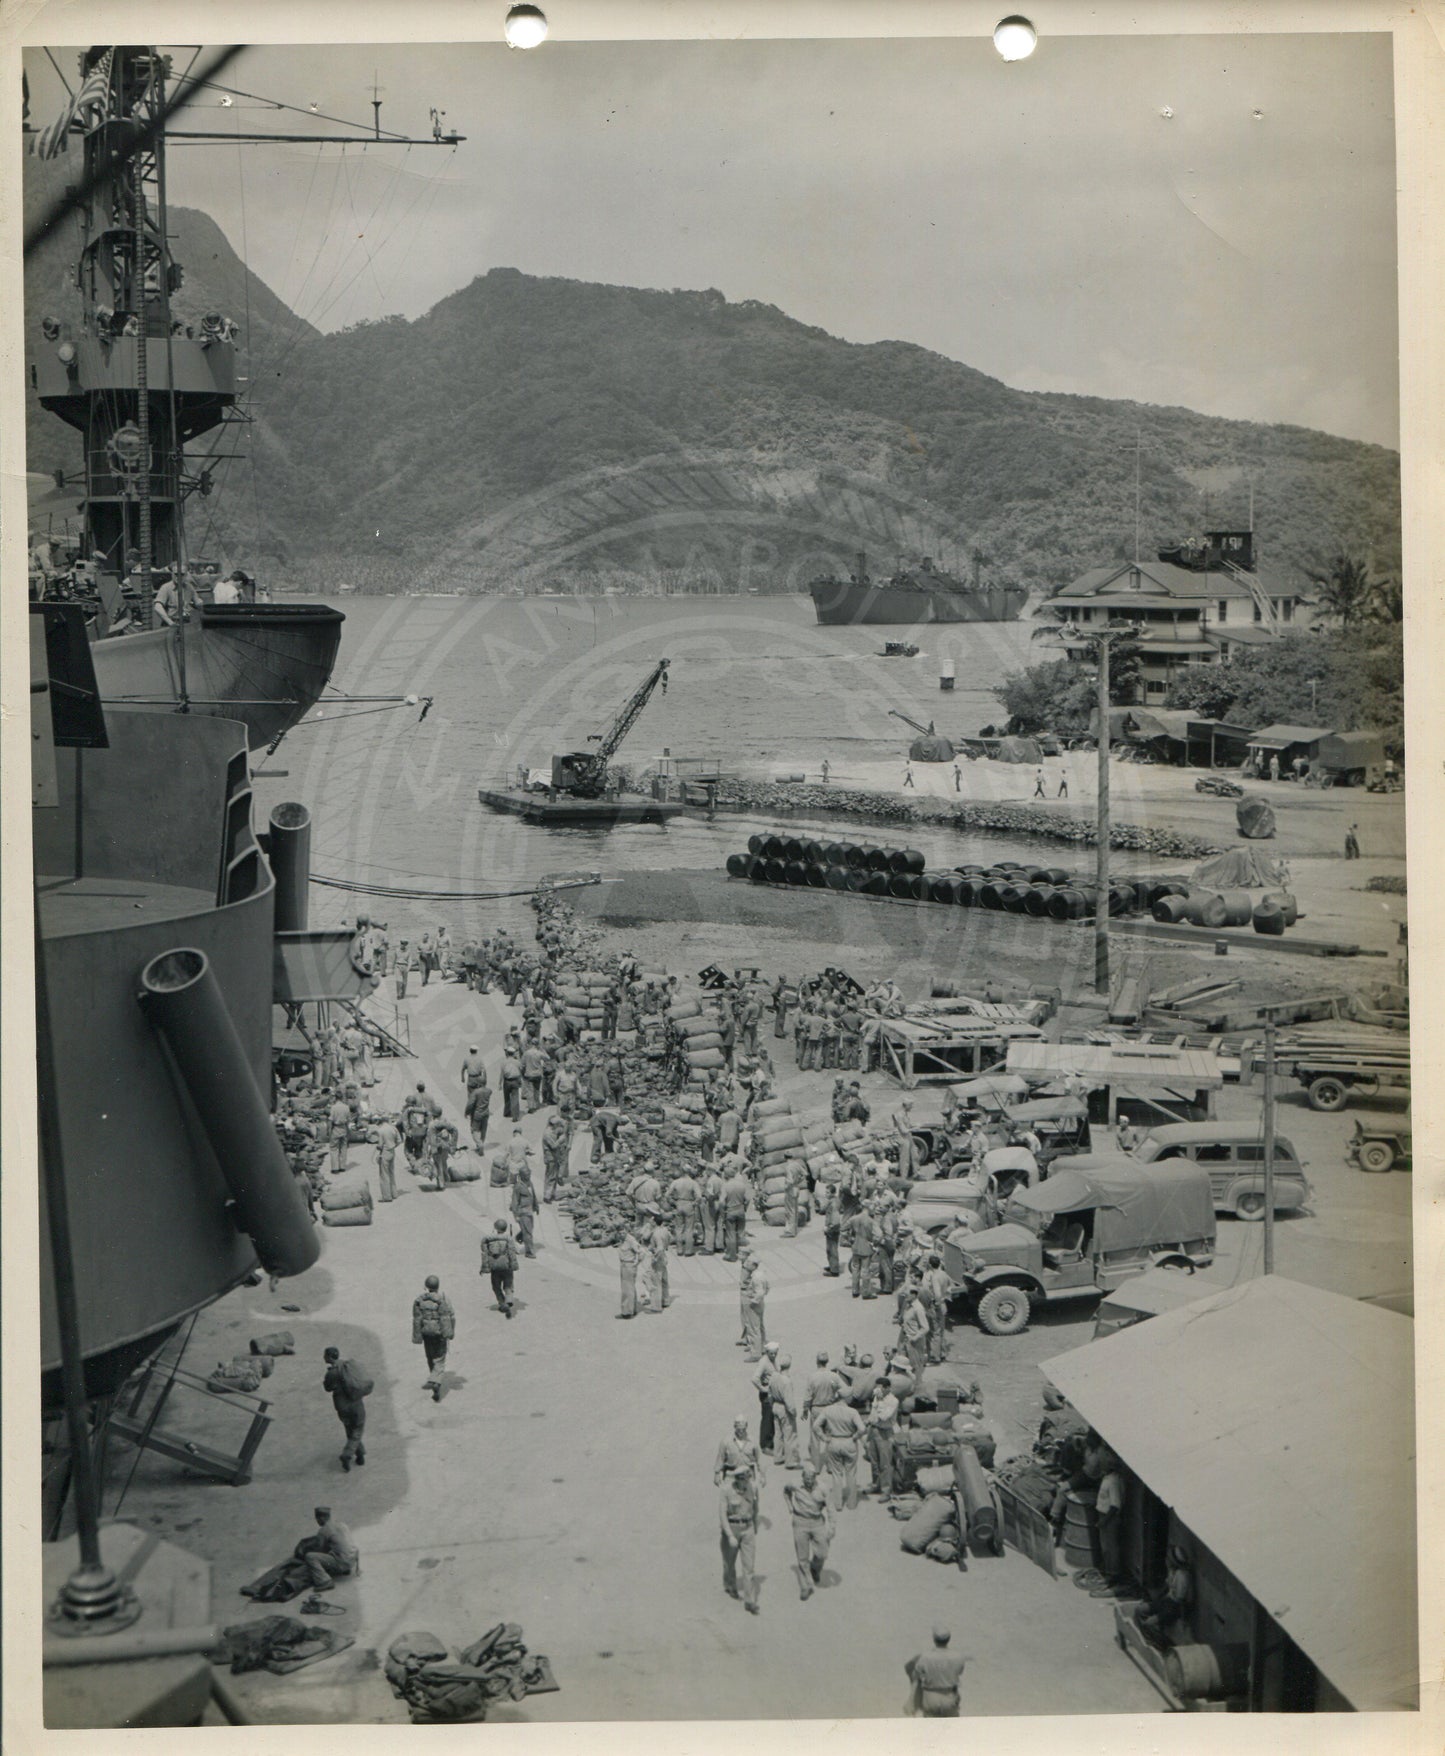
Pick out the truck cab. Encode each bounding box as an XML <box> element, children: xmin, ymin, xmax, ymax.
<box><xmin>941</xmin><ymin>1159</ymin><xmax>1216</xmax><ymax>1336</ymax></box>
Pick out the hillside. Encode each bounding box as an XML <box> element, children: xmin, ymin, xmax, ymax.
<box><xmin>25</xmin><ymin>185</ymin><xmax>1400</xmax><ymax>595</ymax></box>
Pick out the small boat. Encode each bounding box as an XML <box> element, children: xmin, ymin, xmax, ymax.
<box><xmin>881</xmin><ymin>640</ymin><xmax>920</xmax><ymax>658</ymax></box>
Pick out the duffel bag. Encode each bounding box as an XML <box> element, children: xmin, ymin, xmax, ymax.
<box><xmin>756</xmin><ymin>1124</ymin><xmax>804</xmax><ymax>1152</ymax></box>
<box><xmin>687</xmin><ymin>1047</ymin><xmax>726</xmax><ymax>1071</ymax></box>
<box><xmin>752</xmin><ymin>1097</ymin><xmax>793</xmax><ymax>1121</ymax></box>
<box><xmin>249</xmin><ymin>1330</ymin><xmax>295</xmax><ymax>1356</ymax></box>
<box><xmin>323</xmin><ymin>1206</ymin><xmax>373</xmax><ymax>1227</ymax></box>
<box><xmin>900</xmin><ymin>1493</ymin><xmax>956</xmax><ymax>1554</ymax></box>
<box><xmin>321</xmin><ymin>1183</ymin><xmax>372</xmax><ymax>1213</ymax></box>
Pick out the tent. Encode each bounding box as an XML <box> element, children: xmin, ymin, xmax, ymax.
<box><xmin>1190</xmin><ymin>847</ymin><xmax>1286</xmax><ymax>888</ymax></box>
<box><xmin>994</xmin><ymin>735</ymin><xmax>1043</xmax><ymax>764</ymax></box>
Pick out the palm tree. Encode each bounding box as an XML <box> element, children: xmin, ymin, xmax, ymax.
<box><xmin>1311</xmin><ymin>555</ymin><xmax>1375</xmax><ymax>631</ymax></box>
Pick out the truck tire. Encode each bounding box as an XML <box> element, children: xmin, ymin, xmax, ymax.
<box><xmin>1357</xmin><ymin>1140</ymin><xmax>1395</xmax><ymax>1173</ymax></box>
<box><xmin>976</xmin><ymin>1284</ymin><xmax>1031</xmax><ymax>1336</ymax></box>
<box><xmin>1307</xmin><ymin>1075</ymin><xmax>1348</xmax><ymax>1113</ymax></box>
<box><xmin>1232</xmin><ymin>1188</ymin><xmax>1267</xmax><ymax>1221</ymax></box>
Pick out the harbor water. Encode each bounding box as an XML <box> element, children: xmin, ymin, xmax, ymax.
<box><xmin>250</xmin><ymin>593</ymin><xmax>1077</xmax><ymax>940</ymax></box>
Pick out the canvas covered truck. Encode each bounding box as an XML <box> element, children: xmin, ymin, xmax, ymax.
<box><xmin>940</xmin><ymin>1159</ymin><xmax>1216</xmax><ymax>1336</ymax></box>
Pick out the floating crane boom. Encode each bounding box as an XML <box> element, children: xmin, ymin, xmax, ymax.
<box><xmin>890</xmin><ymin>707</ymin><xmax>956</xmax><ymax>762</ymax></box>
<box><xmin>889</xmin><ymin>709</ymin><xmax>935</xmax><ymax>737</ymax></box>
<box><xmin>552</xmin><ymin>658</ymin><xmax>670</xmax><ymax>797</ymax></box>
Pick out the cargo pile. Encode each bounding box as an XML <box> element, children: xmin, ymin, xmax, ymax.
<box><xmin>727</xmin><ymin>839</ymin><xmax>1303</xmax><ymax>938</ymax></box>
<box><xmin>728</xmin><ymin>840</ymin><xmax>1156</xmax><ymax>923</ymax></box>
<box><xmin>384</xmin><ymin>1623</ymin><xmax>557</xmax><ymax>1724</ymax></box>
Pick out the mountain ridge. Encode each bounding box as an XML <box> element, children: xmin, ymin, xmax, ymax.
<box><xmin>24</xmin><ymin>181</ymin><xmax>1400</xmax><ymax>594</ymax></box>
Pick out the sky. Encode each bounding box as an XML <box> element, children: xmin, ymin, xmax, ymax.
<box><xmin>25</xmin><ymin>33</ymin><xmax>1400</xmax><ymax>446</ymax></box>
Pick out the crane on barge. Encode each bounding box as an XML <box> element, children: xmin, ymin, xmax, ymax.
<box><xmin>553</xmin><ymin>658</ymin><xmax>671</xmax><ymax>797</ymax></box>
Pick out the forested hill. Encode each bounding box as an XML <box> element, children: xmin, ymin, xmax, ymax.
<box><xmin>26</xmin><ymin>204</ymin><xmax>1400</xmax><ymax>592</ymax></box>
<box><xmin>258</xmin><ymin>268</ymin><xmax>1401</xmax><ymax>591</ymax></box>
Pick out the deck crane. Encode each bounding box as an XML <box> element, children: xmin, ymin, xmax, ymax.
<box><xmin>552</xmin><ymin>659</ymin><xmax>671</xmax><ymax>797</ymax></box>
<box><xmin>888</xmin><ymin>709</ymin><xmax>956</xmax><ymax>762</ymax></box>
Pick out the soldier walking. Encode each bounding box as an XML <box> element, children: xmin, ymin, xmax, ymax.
<box><xmin>481</xmin><ymin>1218</ymin><xmax>520</xmax><ymax>1318</ymax></box>
<box><xmin>904</xmin><ymin>1628</ymin><xmax>967</xmax><ymax>1718</ymax></box>
<box><xmin>411</xmin><ymin>1275</ymin><xmax>455</xmax><ymax>1401</ymax></box>
<box><xmin>322</xmin><ymin>1346</ymin><xmax>370</xmax><ymax>1471</ymax></box>
<box><xmin>645</xmin><ymin>1218</ymin><xmax>673</xmax><ymax>1313</ymax></box>
<box><xmin>511</xmin><ymin>1157</ymin><xmax>540</xmax><ymax>1257</ymax></box>
<box><xmin>714</xmin><ymin>1416</ymin><xmax>764</xmax><ymax>1487</ymax></box>
<box><xmin>719</xmin><ymin>1466</ymin><xmax>761</xmax><ymax>1615</ymax></box>
<box><xmin>785</xmin><ymin>1466</ymin><xmax>834</xmax><ymax>1600</ymax></box>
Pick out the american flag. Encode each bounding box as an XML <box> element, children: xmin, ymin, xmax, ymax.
<box><xmin>30</xmin><ymin>51</ymin><xmax>111</xmax><ymax>159</ymax></box>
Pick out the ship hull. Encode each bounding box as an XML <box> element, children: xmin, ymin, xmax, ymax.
<box><xmin>90</xmin><ymin>603</ymin><xmax>345</xmax><ymax>749</ymax></box>
<box><xmin>809</xmin><ymin>580</ymin><xmax>1026</xmax><ymax>626</ymax></box>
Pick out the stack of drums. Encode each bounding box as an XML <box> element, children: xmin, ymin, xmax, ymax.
<box><xmin>1060</xmin><ymin>1489</ymin><xmax>1098</xmax><ymax>1569</ymax></box>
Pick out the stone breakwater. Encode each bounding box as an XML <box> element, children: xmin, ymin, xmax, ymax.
<box><xmin>646</xmin><ymin>774</ymin><xmax>1223</xmax><ymax>861</ymax></box>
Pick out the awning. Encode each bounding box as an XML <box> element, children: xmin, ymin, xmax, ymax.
<box><xmin>1044</xmin><ymin>1277</ymin><xmax>1417</xmax><ymax>1710</ymax></box>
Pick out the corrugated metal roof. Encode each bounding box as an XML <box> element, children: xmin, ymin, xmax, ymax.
<box><xmin>1043</xmin><ymin>1277</ymin><xmax>1416</xmax><ymax>1710</ymax></box>
<box><xmin>1007</xmin><ymin>1040</ymin><xmax>1224</xmax><ymax>1088</ymax></box>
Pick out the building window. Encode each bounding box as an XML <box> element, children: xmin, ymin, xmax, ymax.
<box><xmin>1253</xmin><ymin>602</ymin><xmax>1262</xmax><ymax>623</ymax></box>
<box><xmin>1281</xmin><ymin>600</ymin><xmax>1293</xmax><ymax>622</ymax></box>
<box><xmin>1146</xmin><ymin>680</ymin><xmax>1167</xmax><ymax>697</ymax></box>
<box><xmin>1217</xmin><ymin>599</ymin><xmax>1228</xmax><ymax>623</ymax></box>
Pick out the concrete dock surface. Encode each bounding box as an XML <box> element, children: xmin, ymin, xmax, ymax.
<box><xmin>110</xmin><ymin>951</ymin><xmax>1411</xmax><ymax>1725</ymax></box>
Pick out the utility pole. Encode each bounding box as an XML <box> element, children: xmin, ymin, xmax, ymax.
<box><xmin>1133</xmin><ymin>429</ymin><xmax>1142</xmax><ymax>565</ymax></box>
<box><xmin>1262</xmin><ymin>1020</ymin><xmax>1276</xmax><ymax>1274</ymax></box>
<box><xmin>1094</xmin><ymin>633</ymin><xmax>1114</xmax><ymax>994</ymax></box>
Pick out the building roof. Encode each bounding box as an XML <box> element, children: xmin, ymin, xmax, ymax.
<box><xmin>1043</xmin><ymin>1276</ymin><xmax>1417</xmax><ymax>1711</ymax></box>
<box><xmin>1205</xmin><ymin>624</ymin><xmax>1277</xmax><ymax>648</ymax></box>
<box><xmin>1248</xmin><ymin>724</ymin><xmax>1331</xmax><ymax>747</ymax></box>
<box><xmin>1053</xmin><ymin>559</ymin><xmax>1293</xmax><ymax>604</ymax></box>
